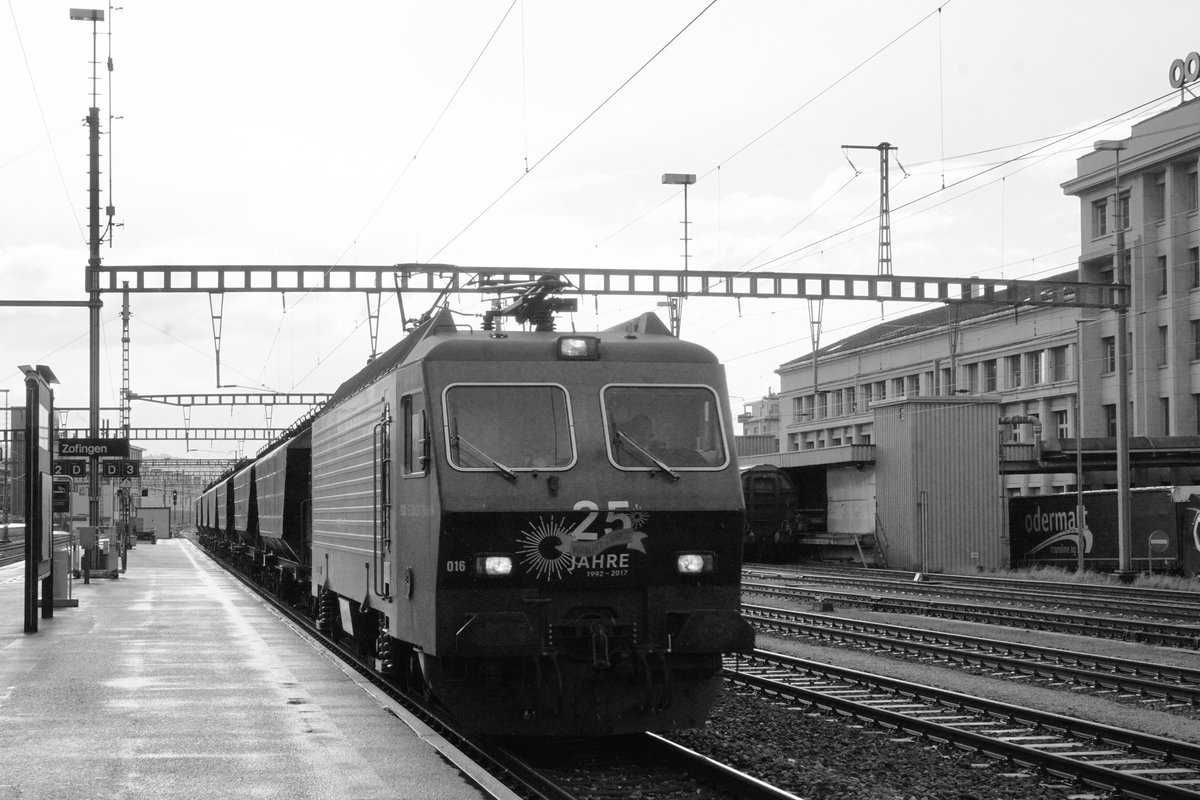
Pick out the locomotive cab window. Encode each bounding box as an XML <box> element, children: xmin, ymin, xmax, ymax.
<box><xmin>443</xmin><ymin>383</ymin><xmax>576</xmax><ymax>472</ymax></box>
<box><xmin>604</xmin><ymin>384</ymin><xmax>728</xmax><ymax>471</ymax></box>
<box><xmin>401</xmin><ymin>393</ymin><xmax>428</xmax><ymax>476</ymax></box>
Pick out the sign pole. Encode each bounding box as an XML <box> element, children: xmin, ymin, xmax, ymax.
<box><xmin>24</xmin><ymin>372</ymin><xmax>38</xmax><ymax>631</ymax></box>
<box><xmin>21</xmin><ymin>365</ymin><xmax>57</xmax><ymax>632</ymax></box>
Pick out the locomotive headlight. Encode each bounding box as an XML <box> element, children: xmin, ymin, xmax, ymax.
<box><xmin>676</xmin><ymin>552</ymin><xmax>714</xmax><ymax>575</ymax></box>
<box><xmin>475</xmin><ymin>555</ymin><xmax>514</xmax><ymax>577</ymax></box>
<box><xmin>557</xmin><ymin>336</ymin><xmax>600</xmax><ymax>360</ymax></box>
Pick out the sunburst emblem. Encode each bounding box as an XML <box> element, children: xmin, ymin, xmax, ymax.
<box><xmin>517</xmin><ymin>516</ymin><xmax>577</xmax><ymax>581</ymax></box>
<box><xmin>628</xmin><ymin>505</ymin><xmax>649</xmax><ymax>529</ymax></box>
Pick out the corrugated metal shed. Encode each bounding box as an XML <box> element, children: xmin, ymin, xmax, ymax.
<box><xmin>735</xmin><ymin>434</ymin><xmax>778</xmax><ymax>458</ymax></box>
<box><xmin>874</xmin><ymin>397</ymin><xmax>1006</xmax><ymax>573</ymax></box>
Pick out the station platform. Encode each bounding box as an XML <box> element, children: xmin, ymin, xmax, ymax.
<box><xmin>0</xmin><ymin>537</ymin><xmax>513</xmax><ymax>800</ymax></box>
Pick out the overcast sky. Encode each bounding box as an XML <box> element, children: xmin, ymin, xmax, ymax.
<box><xmin>1</xmin><ymin>0</ymin><xmax>1194</xmax><ymax>459</ymax></box>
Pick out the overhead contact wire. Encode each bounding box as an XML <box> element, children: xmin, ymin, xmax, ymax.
<box><xmin>428</xmin><ymin>0</ymin><xmax>721</xmax><ymax>261</ymax></box>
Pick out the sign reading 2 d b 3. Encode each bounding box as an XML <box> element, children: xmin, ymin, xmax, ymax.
<box><xmin>58</xmin><ymin>438</ymin><xmax>130</xmax><ymax>459</ymax></box>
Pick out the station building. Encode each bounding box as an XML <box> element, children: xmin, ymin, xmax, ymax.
<box><xmin>738</xmin><ymin>96</ymin><xmax>1200</xmax><ymax>572</ymax></box>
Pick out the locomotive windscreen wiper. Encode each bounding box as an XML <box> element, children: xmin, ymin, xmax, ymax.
<box><xmin>453</xmin><ymin>432</ymin><xmax>518</xmax><ymax>481</ymax></box>
<box><xmin>614</xmin><ymin>431</ymin><xmax>681</xmax><ymax>481</ymax></box>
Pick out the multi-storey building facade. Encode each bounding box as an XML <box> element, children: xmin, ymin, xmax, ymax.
<box><xmin>1065</xmin><ymin>99</ymin><xmax>1200</xmax><ymax>443</ymax></box>
<box><xmin>737</xmin><ymin>389</ymin><xmax>780</xmax><ymax>436</ymax></box>
<box><xmin>752</xmin><ymin>97</ymin><xmax>1200</xmax><ymax>551</ymax></box>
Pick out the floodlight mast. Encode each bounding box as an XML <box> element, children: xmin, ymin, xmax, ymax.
<box><xmin>71</xmin><ymin>7</ymin><xmax>105</xmax><ymax>535</ymax></box>
<box><xmin>662</xmin><ymin>173</ymin><xmax>696</xmax><ymax>336</ymax></box>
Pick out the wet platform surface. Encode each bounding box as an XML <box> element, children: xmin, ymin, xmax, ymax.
<box><xmin>0</xmin><ymin>537</ymin><xmax>505</xmax><ymax>800</ymax></box>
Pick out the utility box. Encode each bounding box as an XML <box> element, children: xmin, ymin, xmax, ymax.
<box><xmin>79</xmin><ymin>526</ymin><xmax>119</xmax><ymax>579</ymax></box>
<box><xmin>50</xmin><ymin>545</ymin><xmax>79</xmax><ymax>607</ymax></box>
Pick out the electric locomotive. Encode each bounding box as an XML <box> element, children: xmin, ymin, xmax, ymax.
<box><xmin>199</xmin><ymin>283</ymin><xmax>755</xmax><ymax>737</ymax></box>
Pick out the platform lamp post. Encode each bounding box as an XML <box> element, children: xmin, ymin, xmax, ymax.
<box><xmin>1074</xmin><ymin>318</ymin><xmax>1087</xmax><ymax>574</ymax></box>
<box><xmin>1095</xmin><ymin>139</ymin><xmax>1133</xmax><ymax>576</ymax></box>
<box><xmin>71</xmin><ymin>7</ymin><xmax>105</xmax><ymax>547</ymax></box>
<box><xmin>661</xmin><ymin>173</ymin><xmax>696</xmax><ymax>337</ymax></box>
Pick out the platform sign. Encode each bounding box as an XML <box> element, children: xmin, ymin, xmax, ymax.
<box><xmin>101</xmin><ymin>460</ymin><xmax>140</xmax><ymax>478</ymax></box>
<box><xmin>51</xmin><ymin>479</ymin><xmax>71</xmax><ymax>513</ymax></box>
<box><xmin>57</xmin><ymin>437</ymin><xmax>130</xmax><ymax>459</ymax></box>
<box><xmin>52</xmin><ymin>459</ymin><xmax>88</xmax><ymax>478</ymax></box>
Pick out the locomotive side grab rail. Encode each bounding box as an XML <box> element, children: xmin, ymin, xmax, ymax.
<box><xmin>373</xmin><ymin>406</ymin><xmax>392</xmax><ymax>600</ymax></box>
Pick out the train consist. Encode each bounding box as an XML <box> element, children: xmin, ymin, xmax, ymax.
<box><xmin>195</xmin><ymin>290</ymin><xmax>754</xmax><ymax>737</ymax></box>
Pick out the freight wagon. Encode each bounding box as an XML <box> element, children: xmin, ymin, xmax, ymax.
<box><xmin>1009</xmin><ymin>486</ymin><xmax>1200</xmax><ymax>575</ymax></box>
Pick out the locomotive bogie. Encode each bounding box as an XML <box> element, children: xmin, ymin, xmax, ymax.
<box><xmin>418</xmin><ymin>650</ymin><xmax>726</xmax><ymax>737</ymax></box>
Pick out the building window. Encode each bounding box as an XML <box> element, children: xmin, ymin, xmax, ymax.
<box><xmin>906</xmin><ymin>374</ymin><xmax>920</xmax><ymax>397</ymax></box>
<box><xmin>787</xmin><ymin>433</ymin><xmax>800</xmax><ymax>451</ymax></box>
<box><xmin>1152</xmin><ymin>173</ymin><xmax>1167</xmax><ymax>221</ymax></box>
<box><xmin>1157</xmin><ymin>255</ymin><xmax>1168</xmax><ymax>296</ymax></box>
<box><xmin>1092</xmin><ymin>199</ymin><xmax>1108</xmax><ymax>237</ymax></box>
<box><xmin>940</xmin><ymin>367</ymin><xmax>954</xmax><ymax>395</ymax></box>
<box><xmin>1193</xmin><ymin>321</ymin><xmax>1200</xmax><ymax>361</ymax></box>
<box><xmin>1190</xmin><ymin>247</ymin><xmax>1200</xmax><ymax>289</ymax></box>
<box><xmin>1162</xmin><ymin>397</ymin><xmax>1171</xmax><ymax>435</ymax></box>
<box><xmin>1103</xmin><ymin>404</ymin><xmax>1117</xmax><ymax>437</ymax></box>
<box><xmin>846</xmin><ymin>387</ymin><xmax>857</xmax><ymax>415</ymax></box>
<box><xmin>1053</xmin><ymin>409</ymin><xmax>1069</xmax><ymax>439</ymax></box>
<box><xmin>982</xmin><ymin>360</ymin><xmax>997</xmax><ymax>392</ymax></box>
<box><xmin>965</xmin><ymin>363</ymin><xmax>979</xmax><ymax>393</ymax></box>
<box><xmin>1190</xmin><ymin>170</ymin><xmax>1199</xmax><ymax>212</ymax></box>
<box><xmin>1159</xmin><ymin>325</ymin><xmax>1169</xmax><ymax>367</ymax></box>
<box><xmin>1027</xmin><ymin>352</ymin><xmax>1042</xmax><ymax>385</ymax></box>
<box><xmin>1102</xmin><ymin>336</ymin><xmax>1116</xmax><ymax>372</ymax></box>
<box><xmin>1048</xmin><ymin>346</ymin><xmax>1069</xmax><ymax>382</ymax></box>
<box><xmin>1118</xmin><ymin>192</ymin><xmax>1130</xmax><ymax>230</ymax></box>
<box><xmin>1006</xmin><ymin>355</ymin><xmax>1022</xmax><ymax>389</ymax></box>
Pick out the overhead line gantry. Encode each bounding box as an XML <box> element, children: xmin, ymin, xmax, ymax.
<box><xmin>94</xmin><ymin>263</ymin><xmax>1126</xmax><ymax>310</ymax></box>
<box><xmin>129</xmin><ymin>392</ymin><xmax>331</xmax><ymax>408</ymax></box>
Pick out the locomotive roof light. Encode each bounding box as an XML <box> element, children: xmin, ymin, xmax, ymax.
<box><xmin>676</xmin><ymin>552</ymin><xmax>714</xmax><ymax>575</ymax></box>
<box><xmin>556</xmin><ymin>336</ymin><xmax>600</xmax><ymax>360</ymax></box>
<box><xmin>474</xmin><ymin>554</ymin><xmax>514</xmax><ymax>577</ymax></box>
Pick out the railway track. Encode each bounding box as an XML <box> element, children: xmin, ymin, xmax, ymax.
<box><xmin>190</xmin><ymin>535</ymin><xmax>798</xmax><ymax>800</ymax></box>
<box><xmin>751</xmin><ymin>563</ymin><xmax>1200</xmax><ymax>613</ymax></box>
<box><xmin>742</xmin><ymin>579</ymin><xmax>1200</xmax><ymax>648</ymax></box>
<box><xmin>743</xmin><ymin>603</ymin><xmax>1200</xmax><ymax>710</ymax></box>
<box><xmin>496</xmin><ymin>734</ymin><xmax>802</xmax><ymax>800</ymax></box>
<box><xmin>727</xmin><ymin>649</ymin><xmax>1200</xmax><ymax>799</ymax></box>
<box><xmin>0</xmin><ymin>539</ymin><xmax>21</xmax><ymax>568</ymax></box>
